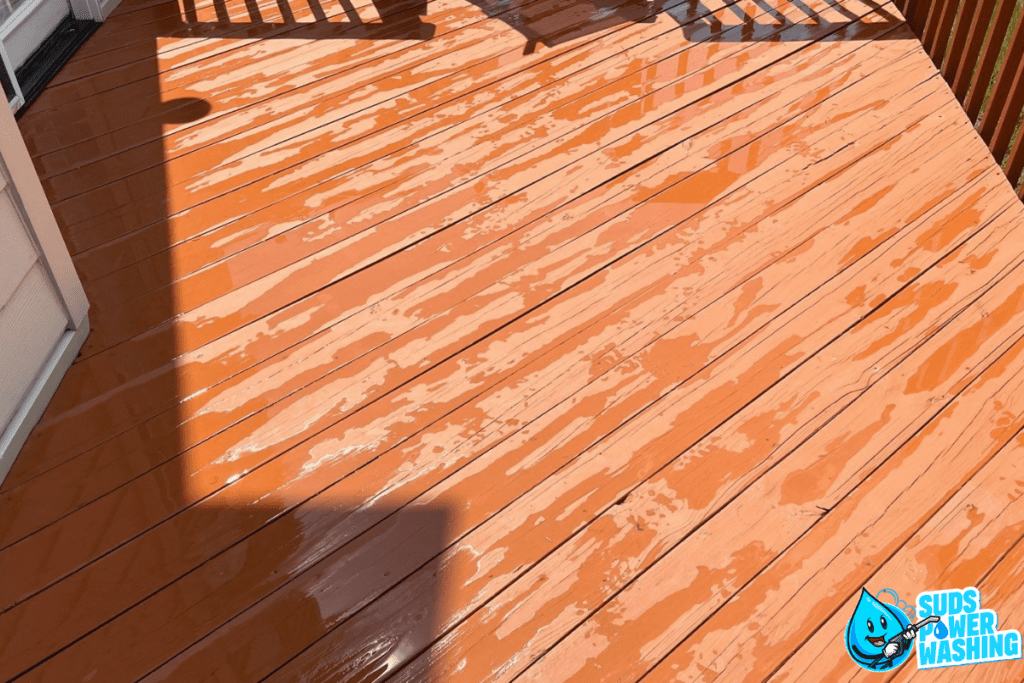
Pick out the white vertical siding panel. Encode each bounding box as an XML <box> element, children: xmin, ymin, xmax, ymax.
<box><xmin>0</xmin><ymin>263</ymin><xmax>66</xmax><ymax>433</ymax></box>
<box><xmin>0</xmin><ymin>184</ymin><xmax>40</xmax><ymax>306</ymax></box>
<box><xmin>0</xmin><ymin>101</ymin><xmax>86</xmax><ymax>326</ymax></box>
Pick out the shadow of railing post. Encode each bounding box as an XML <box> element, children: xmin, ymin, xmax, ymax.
<box><xmin>172</xmin><ymin>0</ymin><xmax>436</xmax><ymax>43</ymax></box>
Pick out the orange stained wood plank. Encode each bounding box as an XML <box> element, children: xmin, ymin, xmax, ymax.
<box><xmin>259</xmin><ymin>140</ymin><xmax>1011</xmax><ymax>683</ymax></box>
<box><xmin>1</xmin><ymin>42</ymin><xmax>947</xmax><ymax>609</ymax></box>
<box><xmin>135</xmin><ymin>128</ymin><xmax>1019</xmax><ymax>683</ymax></box>
<box><xmin>54</xmin><ymin>11</ymin><xmax>799</xmax><ymax>318</ymax></box>
<box><xmin>2</xmin><ymin>34</ymin><xmax>950</xmax><ymax>683</ymax></box>
<box><xmin>6</xmin><ymin>0</ymin><xmax>1024</xmax><ymax>680</ymax></box>
<box><xmin>6</xmin><ymin>127</ymin><xmax>983</xmax><ymax>683</ymax></box>
<box><xmin>0</xmin><ymin>25</ymin><xmax>918</xmax><ymax>548</ymax></box>
<box><xmin>258</xmin><ymin>166</ymin><xmax>1015</xmax><ymax>683</ymax></box>
<box><xmin>22</xmin><ymin>0</ymin><xmax>543</xmax><ymax>165</ymax></box>
<box><xmin>483</xmin><ymin>258</ymin><xmax>1024</xmax><ymax>683</ymax></box>
<box><xmin>2</xmin><ymin>17</ymin><xmax>919</xmax><ymax>527</ymax></box>
<box><xmin>901</xmin><ymin>546</ymin><xmax>1024</xmax><ymax>683</ymax></box>
<box><xmin>30</xmin><ymin>0</ymin><xmax>182</xmax><ymax>72</ymax></box>
<box><xmin>55</xmin><ymin>0</ymin><xmax>873</xmax><ymax>267</ymax></box>
<box><xmin>10</xmin><ymin>6</ymin><xmax>904</xmax><ymax>485</ymax></box>
<box><xmin>43</xmin><ymin>0</ymin><xmax>405</xmax><ymax>88</ymax></box>
<box><xmin>33</xmin><ymin>0</ymin><xmax>631</xmax><ymax>182</ymax></box>
<box><xmin>641</xmin><ymin>332</ymin><xmax>1024</xmax><ymax>683</ymax></box>
<box><xmin>61</xmin><ymin>0</ymin><xmax>880</xmax><ymax>252</ymax></box>
<box><xmin>6</xmin><ymin>73</ymin><xmax>921</xmax><ymax>610</ymax></box>
<box><xmin>27</xmin><ymin>0</ymin><xmax>704</xmax><ymax>164</ymax></box>
<box><xmin>52</xmin><ymin>0</ymin><xmax>825</xmax><ymax>175</ymax></box>
<box><xmin>8</xmin><ymin>69</ymin><xmax>999</xmax><ymax>683</ymax></box>
<box><xmin>58</xmin><ymin>0</ymin><xmax>872</xmax><ymax>237</ymax></box>
<box><xmin>58</xmin><ymin>0</ymin><xmax>811</xmax><ymax>272</ymax></box>
<box><xmin>1</xmin><ymin>33</ymin><xmax>949</xmax><ymax>676</ymax></box>
<box><xmin>768</xmin><ymin>450</ymin><xmax>1024</xmax><ymax>683</ymax></box>
<box><xmin>28</xmin><ymin>0</ymin><xmax>470</xmax><ymax>117</ymax></box>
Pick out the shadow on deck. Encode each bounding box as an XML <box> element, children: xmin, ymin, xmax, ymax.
<box><xmin>4</xmin><ymin>0</ymin><xmax>1024</xmax><ymax>681</ymax></box>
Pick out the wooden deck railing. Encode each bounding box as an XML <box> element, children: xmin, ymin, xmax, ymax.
<box><xmin>899</xmin><ymin>0</ymin><xmax>1024</xmax><ymax>198</ymax></box>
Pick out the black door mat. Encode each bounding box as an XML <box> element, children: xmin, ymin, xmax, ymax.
<box><xmin>14</xmin><ymin>13</ymin><xmax>99</xmax><ymax>118</ymax></box>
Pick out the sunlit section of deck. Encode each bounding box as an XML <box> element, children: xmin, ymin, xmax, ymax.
<box><xmin>3</xmin><ymin>0</ymin><xmax>1024</xmax><ymax>680</ymax></box>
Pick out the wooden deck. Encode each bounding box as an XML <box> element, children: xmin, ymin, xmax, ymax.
<box><xmin>3</xmin><ymin>0</ymin><xmax>1024</xmax><ymax>679</ymax></box>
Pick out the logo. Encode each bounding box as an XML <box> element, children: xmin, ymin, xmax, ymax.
<box><xmin>916</xmin><ymin>587</ymin><xmax>1022</xmax><ymax>669</ymax></box>
<box><xmin>845</xmin><ymin>586</ymin><xmax>1022</xmax><ymax>672</ymax></box>
<box><xmin>845</xmin><ymin>588</ymin><xmax>934</xmax><ymax>671</ymax></box>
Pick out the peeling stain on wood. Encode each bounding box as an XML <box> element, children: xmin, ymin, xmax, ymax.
<box><xmin>2</xmin><ymin>0</ymin><xmax>1024</xmax><ymax>681</ymax></box>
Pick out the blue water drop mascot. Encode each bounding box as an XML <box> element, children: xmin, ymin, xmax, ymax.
<box><xmin>845</xmin><ymin>588</ymin><xmax>940</xmax><ymax>671</ymax></box>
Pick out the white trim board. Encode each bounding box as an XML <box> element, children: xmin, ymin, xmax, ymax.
<box><xmin>0</xmin><ymin>317</ymin><xmax>89</xmax><ymax>486</ymax></box>
<box><xmin>0</xmin><ymin>86</ymin><xmax>87</xmax><ymax>323</ymax></box>
<box><xmin>0</xmin><ymin>75</ymin><xmax>89</xmax><ymax>488</ymax></box>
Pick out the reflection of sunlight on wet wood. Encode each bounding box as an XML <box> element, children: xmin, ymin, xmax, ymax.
<box><xmin>4</xmin><ymin>0</ymin><xmax>1024</xmax><ymax>681</ymax></box>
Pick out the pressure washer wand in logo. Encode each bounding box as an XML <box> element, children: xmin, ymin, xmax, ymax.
<box><xmin>880</xmin><ymin>615</ymin><xmax>941</xmax><ymax>661</ymax></box>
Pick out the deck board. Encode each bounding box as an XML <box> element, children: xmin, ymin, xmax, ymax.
<box><xmin>3</xmin><ymin>0</ymin><xmax>1024</xmax><ymax>680</ymax></box>
<box><xmin>0</xmin><ymin>39</ymin><xmax>938</xmax><ymax>556</ymax></box>
<box><xmin>10</xmin><ymin>9</ymin><xmax>912</xmax><ymax>483</ymax></box>
<box><xmin>6</xmin><ymin>39</ymin><xmax>939</xmax><ymax>559</ymax></box>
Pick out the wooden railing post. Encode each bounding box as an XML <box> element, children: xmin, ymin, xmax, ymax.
<box><xmin>1007</xmin><ymin>131</ymin><xmax>1024</xmax><ymax>198</ymax></box>
<box><xmin>979</xmin><ymin>16</ymin><xmax>1024</xmax><ymax>161</ymax></box>
<box><xmin>923</xmin><ymin>0</ymin><xmax>958</xmax><ymax>62</ymax></box>
<box><xmin>963</xmin><ymin>0</ymin><xmax>1017</xmax><ymax>119</ymax></box>
<box><xmin>905</xmin><ymin>0</ymin><xmax>934</xmax><ymax>36</ymax></box>
<box><xmin>947</xmin><ymin>0</ymin><xmax>1000</xmax><ymax>98</ymax></box>
<box><xmin>904</xmin><ymin>0</ymin><xmax>1024</xmax><ymax>194</ymax></box>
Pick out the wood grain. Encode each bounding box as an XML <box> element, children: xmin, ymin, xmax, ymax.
<box><xmin>5</xmin><ymin>0</ymin><xmax>1024</xmax><ymax>681</ymax></box>
<box><xmin>11</xmin><ymin>0</ymin><xmax>900</xmax><ymax>483</ymax></box>
<box><xmin>2</xmin><ymin>29</ymin><xmax>942</xmax><ymax>680</ymax></box>
<box><xmin>0</xmin><ymin>24</ymin><xmax>913</xmax><ymax>547</ymax></box>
